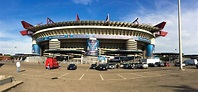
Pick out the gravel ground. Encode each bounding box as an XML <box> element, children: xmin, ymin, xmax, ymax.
<box><xmin>0</xmin><ymin>61</ymin><xmax>198</xmax><ymax>92</ymax></box>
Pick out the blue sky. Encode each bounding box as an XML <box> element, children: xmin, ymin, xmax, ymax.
<box><xmin>0</xmin><ymin>0</ymin><xmax>198</xmax><ymax>55</ymax></box>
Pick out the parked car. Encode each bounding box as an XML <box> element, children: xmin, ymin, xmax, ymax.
<box><xmin>148</xmin><ymin>63</ymin><xmax>156</xmax><ymax>67</ymax></box>
<box><xmin>174</xmin><ymin>62</ymin><xmax>185</xmax><ymax>67</ymax></box>
<box><xmin>123</xmin><ymin>63</ymin><xmax>134</xmax><ymax>69</ymax></box>
<box><xmin>164</xmin><ymin>62</ymin><xmax>170</xmax><ymax>67</ymax></box>
<box><xmin>45</xmin><ymin>57</ymin><xmax>59</xmax><ymax>70</ymax></box>
<box><xmin>132</xmin><ymin>62</ymin><xmax>148</xmax><ymax>69</ymax></box>
<box><xmin>107</xmin><ymin>63</ymin><xmax>116</xmax><ymax>69</ymax></box>
<box><xmin>132</xmin><ymin>63</ymin><xmax>141</xmax><ymax>69</ymax></box>
<box><xmin>155</xmin><ymin>62</ymin><xmax>165</xmax><ymax>67</ymax></box>
<box><xmin>196</xmin><ymin>64</ymin><xmax>198</xmax><ymax>68</ymax></box>
<box><xmin>67</xmin><ymin>64</ymin><xmax>77</xmax><ymax>70</ymax></box>
<box><xmin>184</xmin><ymin>59</ymin><xmax>197</xmax><ymax>66</ymax></box>
<box><xmin>96</xmin><ymin>64</ymin><xmax>108</xmax><ymax>71</ymax></box>
<box><xmin>140</xmin><ymin>63</ymin><xmax>148</xmax><ymax>69</ymax></box>
<box><xmin>90</xmin><ymin>64</ymin><xmax>97</xmax><ymax>69</ymax></box>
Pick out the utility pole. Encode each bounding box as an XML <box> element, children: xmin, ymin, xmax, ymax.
<box><xmin>178</xmin><ymin>0</ymin><xmax>183</xmax><ymax>70</ymax></box>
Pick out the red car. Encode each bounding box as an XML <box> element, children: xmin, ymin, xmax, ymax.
<box><xmin>45</xmin><ymin>57</ymin><xmax>59</xmax><ymax>69</ymax></box>
<box><xmin>164</xmin><ymin>62</ymin><xmax>170</xmax><ymax>67</ymax></box>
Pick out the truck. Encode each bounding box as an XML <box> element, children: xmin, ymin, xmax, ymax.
<box><xmin>142</xmin><ymin>59</ymin><xmax>160</xmax><ymax>67</ymax></box>
<box><xmin>45</xmin><ymin>57</ymin><xmax>59</xmax><ymax>69</ymax></box>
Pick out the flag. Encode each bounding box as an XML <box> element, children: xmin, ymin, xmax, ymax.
<box><xmin>47</xmin><ymin>17</ymin><xmax>54</xmax><ymax>24</ymax></box>
<box><xmin>154</xmin><ymin>21</ymin><xmax>166</xmax><ymax>29</ymax></box>
<box><xmin>159</xmin><ymin>31</ymin><xmax>168</xmax><ymax>37</ymax></box>
<box><xmin>20</xmin><ymin>30</ymin><xmax>28</xmax><ymax>36</ymax></box>
<box><xmin>21</xmin><ymin>21</ymin><xmax>33</xmax><ymax>29</ymax></box>
<box><xmin>132</xmin><ymin>18</ymin><xmax>139</xmax><ymax>24</ymax></box>
<box><xmin>76</xmin><ymin>14</ymin><xmax>80</xmax><ymax>21</ymax></box>
<box><xmin>105</xmin><ymin>14</ymin><xmax>109</xmax><ymax>22</ymax></box>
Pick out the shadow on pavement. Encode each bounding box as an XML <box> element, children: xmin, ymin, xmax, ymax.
<box><xmin>51</xmin><ymin>77</ymin><xmax>58</xmax><ymax>80</ymax></box>
<box><xmin>20</xmin><ymin>69</ymin><xmax>26</xmax><ymax>72</ymax></box>
<box><xmin>160</xmin><ymin>85</ymin><xmax>198</xmax><ymax>92</ymax></box>
<box><xmin>0</xmin><ymin>63</ymin><xmax>4</xmax><ymax>67</ymax></box>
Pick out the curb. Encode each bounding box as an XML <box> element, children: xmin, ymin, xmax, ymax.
<box><xmin>0</xmin><ymin>75</ymin><xmax>23</xmax><ymax>92</ymax></box>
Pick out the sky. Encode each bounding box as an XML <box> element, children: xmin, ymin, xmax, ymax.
<box><xmin>0</xmin><ymin>0</ymin><xmax>197</xmax><ymax>55</ymax></box>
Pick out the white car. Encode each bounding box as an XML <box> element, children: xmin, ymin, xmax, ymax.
<box><xmin>108</xmin><ymin>64</ymin><xmax>116</xmax><ymax>69</ymax></box>
<box><xmin>141</xmin><ymin>63</ymin><xmax>148</xmax><ymax>69</ymax></box>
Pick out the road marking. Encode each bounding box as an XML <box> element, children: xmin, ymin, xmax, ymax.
<box><xmin>79</xmin><ymin>74</ymin><xmax>85</xmax><ymax>80</ymax></box>
<box><xmin>21</xmin><ymin>74</ymin><xmax>28</xmax><ymax>76</ymax></box>
<box><xmin>58</xmin><ymin>73</ymin><xmax>69</xmax><ymax>78</ymax></box>
<box><xmin>117</xmin><ymin>74</ymin><xmax>126</xmax><ymax>80</ymax></box>
<box><xmin>143</xmin><ymin>72</ymin><xmax>162</xmax><ymax>76</ymax></box>
<box><xmin>86</xmin><ymin>68</ymin><xmax>89</xmax><ymax>71</ymax></box>
<box><xmin>131</xmin><ymin>73</ymin><xmax>145</xmax><ymax>77</ymax></box>
<box><xmin>100</xmin><ymin>74</ymin><xmax>104</xmax><ymax>80</ymax></box>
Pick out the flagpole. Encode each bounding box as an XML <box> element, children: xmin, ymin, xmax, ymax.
<box><xmin>178</xmin><ymin>0</ymin><xmax>183</xmax><ymax>70</ymax></box>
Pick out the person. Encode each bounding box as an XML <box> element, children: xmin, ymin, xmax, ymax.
<box><xmin>16</xmin><ymin>61</ymin><xmax>20</xmax><ymax>72</ymax></box>
<box><xmin>116</xmin><ymin>63</ymin><xmax>119</xmax><ymax>69</ymax></box>
<box><xmin>47</xmin><ymin>62</ymin><xmax>50</xmax><ymax>70</ymax></box>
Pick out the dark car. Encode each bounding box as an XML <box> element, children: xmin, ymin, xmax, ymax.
<box><xmin>174</xmin><ymin>62</ymin><xmax>185</xmax><ymax>67</ymax></box>
<box><xmin>155</xmin><ymin>62</ymin><xmax>165</xmax><ymax>67</ymax></box>
<box><xmin>196</xmin><ymin>64</ymin><xmax>198</xmax><ymax>68</ymax></box>
<box><xmin>148</xmin><ymin>63</ymin><xmax>156</xmax><ymax>67</ymax></box>
<box><xmin>67</xmin><ymin>64</ymin><xmax>77</xmax><ymax>70</ymax></box>
<box><xmin>90</xmin><ymin>64</ymin><xmax>97</xmax><ymax>69</ymax></box>
<box><xmin>96</xmin><ymin>64</ymin><xmax>108</xmax><ymax>71</ymax></box>
<box><xmin>184</xmin><ymin>60</ymin><xmax>196</xmax><ymax>66</ymax></box>
<box><xmin>123</xmin><ymin>63</ymin><xmax>134</xmax><ymax>69</ymax></box>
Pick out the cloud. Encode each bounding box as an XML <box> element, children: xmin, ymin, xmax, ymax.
<box><xmin>121</xmin><ymin>1</ymin><xmax>198</xmax><ymax>54</ymax></box>
<box><xmin>72</xmin><ymin>0</ymin><xmax>93</xmax><ymax>5</ymax></box>
<box><xmin>0</xmin><ymin>20</ymin><xmax>32</xmax><ymax>54</ymax></box>
<box><xmin>0</xmin><ymin>37</ymin><xmax>32</xmax><ymax>55</ymax></box>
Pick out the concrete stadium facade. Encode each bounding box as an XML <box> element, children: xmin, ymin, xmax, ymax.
<box><xmin>20</xmin><ymin>20</ymin><xmax>167</xmax><ymax>63</ymax></box>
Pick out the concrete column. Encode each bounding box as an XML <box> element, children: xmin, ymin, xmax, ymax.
<box><xmin>81</xmin><ymin>55</ymin><xmax>83</xmax><ymax>64</ymax></box>
<box><xmin>32</xmin><ymin>39</ymin><xmax>40</xmax><ymax>55</ymax></box>
<box><xmin>146</xmin><ymin>44</ymin><xmax>154</xmax><ymax>58</ymax></box>
<box><xmin>49</xmin><ymin>39</ymin><xmax>60</xmax><ymax>50</ymax></box>
<box><xmin>126</xmin><ymin>39</ymin><xmax>137</xmax><ymax>50</ymax></box>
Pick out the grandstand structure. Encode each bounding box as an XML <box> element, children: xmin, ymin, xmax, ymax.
<box><xmin>20</xmin><ymin>16</ymin><xmax>167</xmax><ymax>63</ymax></box>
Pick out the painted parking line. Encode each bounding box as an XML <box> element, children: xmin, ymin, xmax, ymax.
<box><xmin>131</xmin><ymin>73</ymin><xmax>145</xmax><ymax>77</ymax></box>
<box><xmin>79</xmin><ymin>74</ymin><xmax>85</xmax><ymax>80</ymax></box>
<box><xmin>100</xmin><ymin>74</ymin><xmax>104</xmax><ymax>80</ymax></box>
<box><xmin>39</xmin><ymin>72</ymin><xmax>55</xmax><ymax>77</ymax></box>
<box><xmin>117</xmin><ymin>74</ymin><xmax>126</xmax><ymax>80</ymax></box>
<box><xmin>58</xmin><ymin>73</ymin><xmax>69</xmax><ymax>78</ymax></box>
<box><xmin>86</xmin><ymin>68</ymin><xmax>89</xmax><ymax>71</ymax></box>
<box><xmin>143</xmin><ymin>72</ymin><xmax>162</xmax><ymax>77</ymax></box>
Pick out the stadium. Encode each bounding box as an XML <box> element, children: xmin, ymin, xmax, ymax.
<box><xmin>20</xmin><ymin>15</ymin><xmax>167</xmax><ymax>64</ymax></box>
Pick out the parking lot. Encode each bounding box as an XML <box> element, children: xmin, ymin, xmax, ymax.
<box><xmin>0</xmin><ymin>62</ymin><xmax>198</xmax><ymax>92</ymax></box>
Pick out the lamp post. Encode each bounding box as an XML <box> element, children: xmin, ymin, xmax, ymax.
<box><xmin>178</xmin><ymin>0</ymin><xmax>183</xmax><ymax>70</ymax></box>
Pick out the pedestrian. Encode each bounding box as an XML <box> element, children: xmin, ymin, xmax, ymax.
<box><xmin>16</xmin><ymin>61</ymin><xmax>20</xmax><ymax>72</ymax></box>
<box><xmin>116</xmin><ymin>64</ymin><xmax>119</xmax><ymax>68</ymax></box>
<box><xmin>47</xmin><ymin>62</ymin><xmax>50</xmax><ymax>70</ymax></box>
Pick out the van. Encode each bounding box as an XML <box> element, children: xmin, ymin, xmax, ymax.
<box><xmin>45</xmin><ymin>57</ymin><xmax>59</xmax><ymax>69</ymax></box>
<box><xmin>184</xmin><ymin>59</ymin><xmax>197</xmax><ymax>66</ymax></box>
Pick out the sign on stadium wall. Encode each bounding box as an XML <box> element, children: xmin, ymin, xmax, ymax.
<box><xmin>36</xmin><ymin>34</ymin><xmax>150</xmax><ymax>43</ymax></box>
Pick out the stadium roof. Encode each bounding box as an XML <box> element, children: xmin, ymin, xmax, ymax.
<box><xmin>23</xmin><ymin>20</ymin><xmax>161</xmax><ymax>33</ymax></box>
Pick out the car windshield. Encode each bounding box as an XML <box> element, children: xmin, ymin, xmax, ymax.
<box><xmin>99</xmin><ymin>64</ymin><xmax>106</xmax><ymax>66</ymax></box>
<box><xmin>69</xmin><ymin>64</ymin><xmax>75</xmax><ymax>66</ymax></box>
<box><xmin>91</xmin><ymin>64</ymin><xmax>97</xmax><ymax>66</ymax></box>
